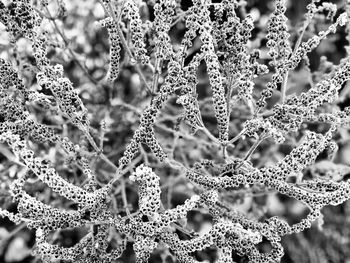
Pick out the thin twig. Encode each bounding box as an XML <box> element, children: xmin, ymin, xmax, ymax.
<box><xmin>236</xmin><ymin>135</ymin><xmax>266</xmax><ymax>169</ymax></box>
<box><xmin>84</xmin><ymin>131</ymin><xmax>119</xmax><ymax>171</ymax></box>
<box><xmin>228</xmin><ymin>128</ymin><xmax>246</xmax><ymax>145</ymax></box>
<box><xmin>197</xmin><ymin>126</ymin><xmax>220</xmax><ymax>144</ymax></box>
<box><xmin>280</xmin><ymin>19</ymin><xmax>311</xmax><ymax>103</ymax></box>
<box><xmin>151</xmin><ymin>48</ymin><xmax>161</xmax><ymax>95</ymax></box>
<box><xmin>170</xmin><ymin>10</ymin><xmax>188</xmax><ymax>28</ymax></box>
<box><xmin>120</xmin><ymin>178</ymin><xmax>131</xmax><ymax>217</ymax></box>
<box><xmin>44</xmin><ymin>7</ymin><xmax>98</xmax><ymax>85</ymax></box>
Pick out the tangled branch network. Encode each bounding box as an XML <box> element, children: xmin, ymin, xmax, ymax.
<box><xmin>1</xmin><ymin>0</ymin><xmax>350</xmax><ymax>262</ymax></box>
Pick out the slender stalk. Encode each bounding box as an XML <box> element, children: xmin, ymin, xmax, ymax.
<box><xmin>170</xmin><ymin>10</ymin><xmax>188</xmax><ymax>28</ymax></box>
<box><xmin>228</xmin><ymin>128</ymin><xmax>246</xmax><ymax>145</ymax></box>
<box><xmin>120</xmin><ymin>178</ymin><xmax>131</xmax><ymax>217</ymax></box>
<box><xmin>198</xmin><ymin>126</ymin><xmax>220</xmax><ymax>144</ymax></box>
<box><xmin>84</xmin><ymin>131</ymin><xmax>119</xmax><ymax>171</ymax></box>
<box><xmin>280</xmin><ymin>20</ymin><xmax>310</xmax><ymax>104</ymax></box>
<box><xmin>236</xmin><ymin>135</ymin><xmax>266</xmax><ymax>169</ymax></box>
<box><xmin>242</xmin><ymin>136</ymin><xmax>265</xmax><ymax>162</ymax></box>
<box><xmin>151</xmin><ymin>49</ymin><xmax>161</xmax><ymax>95</ymax></box>
<box><xmin>280</xmin><ymin>73</ymin><xmax>289</xmax><ymax>104</ymax></box>
<box><xmin>44</xmin><ymin>7</ymin><xmax>98</xmax><ymax>85</ymax></box>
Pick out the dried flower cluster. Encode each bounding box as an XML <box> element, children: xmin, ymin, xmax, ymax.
<box><xmin>1</xmin><ymin>0</ymin><xmax>350</xmax><ymax>262</ymax></box>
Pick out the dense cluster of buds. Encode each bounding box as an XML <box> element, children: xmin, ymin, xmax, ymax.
<box><xmin>123</xmin><ymin>0</ymin><xmax>149</xmax><ymax>65</ymax></box>
<box><xmin>266</xmin><ymin>0</ymin><xmax>292</xmax><ymax>60</ymax></box>
<box><xmin>37</xmin><ymin>65</ymin><xmax>90</xmax><ymax>130</ymax></box>
<box><xmin>130</xmin><ymin>164</ymin><xmax>161</xmax><ymax>218</ymax></box>
<box><xmin>99</xmin><ymin>17</ymin><xmax>121</xmax><ymax>83</ymax></box>
<box><xmin>191</xmin><ymin>0</ymin><xmax>229</xmax><ymax>143</ymax></box>
<box><xmin>0</xmin><ymin>0</ymin><xmax>41</xmax><ymax>42</ymax></box>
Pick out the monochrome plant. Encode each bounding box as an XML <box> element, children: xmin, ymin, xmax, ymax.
<box><xmin>1</xmin><ymin>0</ymin><xmax>350</xmax><ymax>262</ymax></box>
